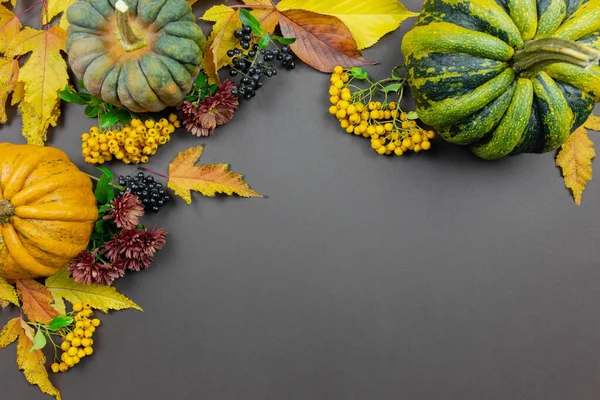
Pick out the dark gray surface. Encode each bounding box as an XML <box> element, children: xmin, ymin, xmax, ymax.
<box><xmin>2</xmin><ymin>1</ymin><xmax>600</xmax><ymax>399</ymax></box>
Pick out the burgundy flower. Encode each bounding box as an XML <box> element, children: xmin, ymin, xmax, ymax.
<box><xmin>68</xmin><ymin>250</ymin><xmax>125</xmax><ymax>286</ymax></box>
<box><xmin>103</xmin><ymin>191</ymin><xmax>144</xmax><ymax>230</ymax></box>
<box><xmin>102</xmin><ymin>227</ymin><xmax>167</xmax><ymax>272</ymax></box>
<box><xmin>177</xmin><ymin>80</ymin><xmax>239</xmax><ymax>137</ymax></box>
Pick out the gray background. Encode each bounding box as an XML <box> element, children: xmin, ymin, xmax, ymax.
<box><xmin>2</xmin><ymin>0</ymin><xmax>600</xmax><ymax>399</ymax></box>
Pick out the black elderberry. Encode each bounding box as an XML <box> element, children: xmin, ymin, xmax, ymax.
<box><xmin>252</xmin><ymin>44</ymin><xmax>259</xmax><ymax>51</ymax></box>
<box><xmin>248</xmin><ymin>67</ymin><xmax>256</xmax><ymax>75</ymax></box>
<box><xmin>241</xmin><ymin>41</ymin><xmax>250</xmax><ymax>50</ymax></box>
<box><xmin>241</xmin><ymin>77</ymin><xmax>250</xmax><ymax>85</ymax></box>
<box><xmin>281</xmin><ymin>45</ymin><xmax>290</xmax><ymax>53</ymax></box>
<box><xmin>242</xmin><ymin>34</ymin><xmax>252</xmax><ymax>42</ymax></box>
<box><xmin>227</xmin><ymin>49</ymin><xmax>235</xmax><ymax>57</ymax></box>
<box><xmin>234</xmin><ymin>29</ymin><xmax>244</xmax><ymax>38</ymax></box>
<box><xmin>276</xmin><ymin>54</ymin><xmax>284</xmax><ymax>61</ymax></box>
<box><xmin>288</xmin><ymin>62</ymin><xmax>296</xmax><ymax>70</ymax></box>
<box><xmin>231</xmin><ymin>88</ymin><xmax>239</xmax><ymax>96</ymax></box>
<box><xmin>248</xmin><ymin>50</ymin><xmax>256</xmax><ymax>57</ymax></box>
<box><xmin>242</xmin><ymin>25</ymin><xmax>252</xmax><ymax>34</ymax></box>
<box><xmin>282</xmin><ymin>60</ymin><xmax>289</xmax><ymax>67</ymax></box>
<box><xmin>252</xmin><ymin>74</ymin><xmax>261</xmax><ymax>82</ymax></box>
<box><xmin>234</xmin><ymin>48</ymin><xmax>241</xmax><ymax>55</ymax></box>
<box><xmin>243</xmin><ymin>93</ymin><xmax>252</xmax><ymax>100</ymax></box>
<box><xmin>152</xmin><ymin>206</ymin><xmax>160</xmax><ymax>213</ymax></box>
<box><xmin>229</xmin><ymin>69</ymin><xmax>238</xmax><ymax>77</ymax></box>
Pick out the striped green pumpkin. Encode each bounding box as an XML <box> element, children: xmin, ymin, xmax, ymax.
<box><xmin>401</xmin><ymin>0</ymin><xmax>600</xmax><ymax>160</ymax></box>
<box><xmin>66</xmin><ymin>0</ymin><xmax>205</xmax><ymax>113</ymax></box>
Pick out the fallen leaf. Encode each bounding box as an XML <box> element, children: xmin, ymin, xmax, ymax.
<box><xmin>0</xmin><ymin>0</ymin><xmax>17</xmax><ymax>8</ymax></box>
<box><xmin>0</xmin><ymin>56</ymin><xmax>18</xmax><ymax>123</ymax></box>
<box><xmin>278</xmin><ymin>9</ymin><xmax>376</xmax><ymax>72</ymax></box>
<box><xmin>0</xmin><ymin>300</ymin><xmax>9</xmax><ymax>308</ymax></box>
<box><xmin>15</xmin><ymin>279</ymin><xmax>59</xmax><ymax>324</ymax></box>
<box><xmin>244</xmin><ymin>0</ymin><xmax>279</xmax><ymax>34</ymax></box>
<box><xmin>11</xmin><ymin>79</ymin><xmax>23</xmax><ymax>104</ymax></box>
<box><xmin>584</xmin><ymin>114</ymin><xmax>600</xmax><ymax>131</ymax></box>
<box><xmin>201</xmin><ymin>5</ymin><xmax>242</xmax><ymax>83</ymax></box>
<box><xmin>16</xmin><ymin>328</ymin><xmax>62</xmax><ymax>400</ymax></box>
<box><xmin>0</xmin><ymin>318</ymin><xmax>20</xmax><ymax>349</ymax></box>
<box><xmin>51</xmin><ymin>295</ymin><xmax>66</xmax><ymax>315</ymax></box>
<box><xmin>45</xmin><ymin>268</ymin><xmax>142</xmax><ymax>313</ymax></box>
<box><xmin>20</xmin><ymin>319</ymin><xmax>35</xmax><ymax>341</ymax></box>
<box><xmin>5</xmin><ymin>26</ymin><xmax>68</xmax><ymax>145</ymax></box>
<box><xmin>41</xmin><ymin>0</ymin><xmax>77</xmax><ymax>30</ymax></box>
<box><xmin>168</xmin><ymin>146</ymin><xmax>264</xmax><ymax>204</ymax></box>
<box><xmin>556</xmin><ymin>126</ymin><xmax>596</xmax><ymax>205</ymax></box>
<box><xmin>0</xmin><ymin>276</ymin><xmax>19</xmax><ymax>306</ymax></box>
<box><xmin>277</xmin><ymin>0</ymin><xmax>418</xmax><ymax>50</ymax></box>
<box><xmin>0</xmin><ymin>4</ymin><xmax>21</xmax><ymax>53</ymax></box>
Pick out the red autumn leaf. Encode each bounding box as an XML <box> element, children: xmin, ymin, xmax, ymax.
<box><xmin>15</xmin><ymin>279</ymin><xmax>59</xmax><ymax>324</ymax></box>
<box><xmin>277</xmin><ymin>9</ymin><xmax>376</xmax><ymax>72</ymax></box>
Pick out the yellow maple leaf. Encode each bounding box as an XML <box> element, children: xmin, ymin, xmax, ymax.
<box><xmin>0</xmin><ymin>318</ymin><xmax>20</xmax><ymax>349</ymax></box>
<box><xmin>41</xmin><ymin>0</ymin><xmax>77</xmax><ymax>29</ymax></box>
<box><xmin>15</xmin><ymin>279</ymin><xmax>60</xmax><ymax>324</ymax></box>
<box><xmin>0</xmin><ymin>4</ymin><xmax>21</xmax><ymax>53</ymax></box>
<box><xmin>277</xmin><ymin>0</ymin><xmax>418</xmax><ymax>50</ymax></box>
<box><xmin>201</xmin><ymin>5</ymin><xmax>242</xmax><ymax>83</ymax></box>
<box><xmin>168</xmin><ymin>146</ymin><xmax>264</xmax><ymax>204</ymax></box>
<box><xmin>5</xmin><ymin>26</ymin><xmax>68</xmax><ymax>145</ymax></box>
<box><xmin>584</xmin><ymin>114</ymin><xmax>600</xmax><ymax>131</ymax></box>
<box><xmin>244</xmin><ymin>0</ymin><xmax>279</xmax><ymax>34</ymax></box>
<box><xmin>0</xmin><ymin>56</ymin><xmax>18</xmax><ymax>123</ymax></box>
<box><xmin>16</xmin><ymin>328</ymin><xmax>62</xmax><ymax>400</ymax></box>
<box><xmin>556</xmin><ymin>126</ymin><xmax>596</xmax><ymax>205</ymax></box>
<box><xmin>0</xmin><ymin>276</ymin><xmax>19</xmax><ymax>306</ymax></box>
<box><xmin>45</xmin><ymin>267</ymin><xmax>143</xmax><ymax>313</ymax></box>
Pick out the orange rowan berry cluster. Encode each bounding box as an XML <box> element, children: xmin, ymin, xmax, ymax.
<box><xmin>328</xmin><ymin>66</ymin><xmax>436</xmax><ymax>156</ymax></box>
<box><xmin>50</xmin><ymin>303</ymin><xmax>101</xmax><ymax>373</ymax></box>
<box><xmin>81</xmin><ymin>114</ymin><xmax>180</xmax><ymax>165</ymax></box>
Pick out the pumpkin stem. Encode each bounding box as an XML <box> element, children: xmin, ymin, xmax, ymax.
<box><xmin>114</xmin><ymin>0</ymin><xmax>148</xmax><ymax>52</ymax></box>
<box><xmin>512</xmin><ymin>37</ymin><xmax>600</xmax><ymax>78</ymax></box>
<box><xmin>0</xmin><ymin>200</ymin><xmax>15</xmax><ymax>225</ymax></box>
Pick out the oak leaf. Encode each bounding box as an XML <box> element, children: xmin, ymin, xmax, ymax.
<box><xmin>0</xmin><ymin>56</ymin><xmax>18</xmax><ymax>123</ymax></box>
<box><xmin>168</xmin><ymin>146</ymin><xmax>264</xmax><ymax>204</ymax></box>
<box><xmin>16</xmin><ymin>328</ymin><xmax>62</xmax><ymax>400</ymax></box>
<box><xmin>584</xmin><ymin>114</ymin><xmax>600</xmax><ymax>131</ymax></box>
<box><xmin>277</xmin><ymin>0</ymin><xmax>418</xmax><ymax>50</ymax></box>
<box><xmin>45</xmin><ymin>267</ymin><xmax>142</xmax><ymax>313</ymax></box>
<box><xmin>15</xmin><ymin>279</ymin><xmax>59</xmax><ymax>324</ymax></box>
<box><xmin>5</xmin><ymin>26</ymin><xmax>68</xmax><ymax>145</ymax></box>
<box><xmin>201</xmin><ymin>5</ymin><xmax>242</xmax><ymax>83</ymax></box>
<box><xmin>0</xmin><ymin>4</ymin><xmax>21</xmax><ymax>53</ymax></box>
<box><xmin>0</xmin><ymin>318</ymin><xmax>20</xmax><ymax>349</ymax></box>
<box><xmin>0</xmin><ymin>276</ymin><xmax>19</xmax><ymax>306</ymax></box>
<box><xmin>278</xmin><ymin>9</ymin><xmax>376</xmax><ymax>72</ymax></box>
<box><xmin>556</xmin><ymin>126</ymin><xmax>596</xmax><ymax>205</ymax></box>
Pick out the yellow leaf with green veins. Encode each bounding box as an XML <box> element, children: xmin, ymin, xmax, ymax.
<box><xmin>0</xmin><ymin>276</ymin><xmax>18</xmax><ymax>306</ymax></box>
<box><xmin>556</xmin><ymin>126</ymin><xmax>596</xmax><ymax>205</ymax></box>
<box><xmin>276</xmin><ymin>0</ymin><xmax>419</xmax><ymax>50</ymax></box>
<box><xmin>16</xmin><ymin>328</ymin><xmax>62</xmax><ymax>400</ymax></box>
<box><xmin>45</xmin><ymin>268</ymin><xmax>142</xmax><ymax>313</ymax></box>
<box><xmin>0</xmin><ymin>318</ymin><xmax>20</xmax><ymax>349</ymax></box>
<box><xmin>5</xmin><ymin>26</ymin><xmax>68</xmax><ymax>145</ymax></box>
<box><xmin>168</xmin><ymin>146</ymin><xmax>264</xmax><ymax>204</ymax></box>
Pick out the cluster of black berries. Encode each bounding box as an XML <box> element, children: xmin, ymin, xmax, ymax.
<box><xmin>117</xmin><ymin>171</ymin><xmax>170</xmax><ymax>213</ymax></box>
<box><xmin>225</xmin><ymin>24</ymin><xmax>296</xmax><ymax>101</ymax></box>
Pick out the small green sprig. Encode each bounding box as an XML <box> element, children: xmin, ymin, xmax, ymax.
<box><xmin>59</xmin><ymin>80</ymin><xmax>137</xmax><ymax>130</ymax></box>
<box><xmin>184</xmin><ymin>71</ymin><xmax>218</xmax><ymax>103</ymax></box>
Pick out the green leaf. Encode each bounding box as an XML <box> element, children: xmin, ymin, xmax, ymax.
<box><xmin>58</xmin><ymin>88</ymin><xmax>87</xmax><ymax>105</ymax></box>
<box><xmin>209</xmin><ymin>84</ymin><xmax>218</xmax><ymax>96</ymax></box>
<box><xmin>349</xmin><ymin>67</ymin><xmax>369</xmax><ymax>80</ymax></box>
<box><xmin>95</xmin><ymin>174</ymin><xmax>113</xmax><ymax>204</ymax></box>
<box><xmin>194</xmin><ymin>72</ymin><xmax>207</xmax><ymax>90</ymax></box>
<box><xmin>100</xmin><ymin>108</ymin><xmax>131</xmax><ymax>129</ymax></box>
<box><xmin>30</xmin><ymin>330</ymin><xmax>46</xmax><ymax>352</ymax></box>
<box><xmin>78</xmin><ymin>79</ymin><xmax>86</xmax><ymax>90</ymax></box>
<box><xmin>48</xmin><ymin>316</ymin><xmax>73</xmax><ymax>331</ymax></box>
<box><xmin>94</xmin><ymin>219</ymin><xmax>107</xmax><ymax>235</ymax></box>
<box><xmin>239</xmin><ymin>9</ymin><xmax>263</xmax><ymax>35</ymax></box>
<box><xmin>380</xmin><ymin>83</ymin><xmax>402</xmax><ymax>93</ymax></box>
<box><xmin>259</xmin><ymin>34</ymin><xmax>270</xmax><ymax>49</ymax></box>
<box><xmin>404</xmin><ymin>111</ymin><xmax>419</xmax><ymax>120</ymax></box>
<box><xmin>98</xmin><ymin>204</ymin><xmax>111</xmax><ymax>214</ymax></box>
<box><xmin>84</xmin><ymin>105</ymin><xmax>100</xmax><ymax>118</ymax></box>
<box><xmin>96</xmin><ymin>166</ymin><xmax>114</xmax><ymax>181</ymax></box>
<box><xmin>271</xmin><ymin>35</ymin><xmax>296</xmax><ymax>45</ymax></box>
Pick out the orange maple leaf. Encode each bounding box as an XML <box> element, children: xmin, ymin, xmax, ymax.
<box><xmin>168</xmin><ymin>146</ymin><xmax>264</xmax><ymax>204</ymax></box>
<box><xmin>15</xmin><ymin>279</ymin><xmax>60</xmax><ymax>324</ymax></box>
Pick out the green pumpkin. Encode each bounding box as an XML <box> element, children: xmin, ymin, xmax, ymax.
<box><xmin>401</xmin><ymin>0</ymin><xmax>600</xmax><ymax>159</ymax></box>
<box><xmin>66</xmin><ymin>0</ymin><xmax>205</xmax><ymax>113</ymax></box>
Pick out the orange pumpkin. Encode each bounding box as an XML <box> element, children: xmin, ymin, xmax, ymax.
<box><xmin>0</xmin><ymin>143</ymin><xmax>98</xmax><ymax>279</ymax></box>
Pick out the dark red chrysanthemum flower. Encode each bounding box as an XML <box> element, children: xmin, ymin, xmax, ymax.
<box><xmin>177</xmin><ymin>80</ymin><xmax>239</xmax><ymax>137</ymax></box>
<box><xmin>103</xmin><ymin>191</ymin><xmax>144</xmax><ymax>230</ymax></box>
<box><xmin>102</xmin><ymin>227</ymin><xmax>167</xmax><ymax>272</ymax></box>
<box><xmin>68</xmin><ymin>249</ymin><xmax>125</xmax><ymax>286</ymax></box>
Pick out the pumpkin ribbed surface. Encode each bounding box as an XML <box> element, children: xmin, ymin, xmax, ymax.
<box><xmin>401</xmin><ymin>0</ymin><xmax>600</xmax><ymax>159</ymax></box>
<box><xmin>0</xmin><ymin>143</ymin><xmax>98</xmax><ymax>279</ymax></box>
<box><xmin>66</xmin><ymin>0</ymin><xmax>205</xmax><ymax>113</ymax></box>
